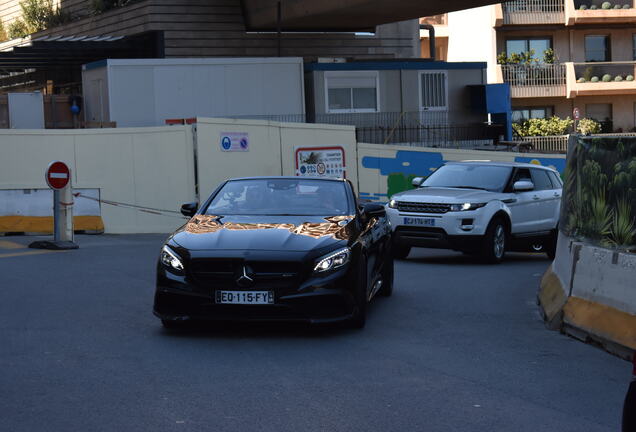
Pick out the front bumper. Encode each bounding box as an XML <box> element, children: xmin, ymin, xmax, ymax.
<box><xmin>153</xmin><ymin>265</ymin><xmax>357</xmax><ymax>324</ymax></box>
<box><xmin>387</xmin><ymin>207</ymin><xmax>489</xmax><ymax>251</ymax></box>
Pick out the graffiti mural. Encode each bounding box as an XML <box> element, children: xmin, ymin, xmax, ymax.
<box><xmin>358</xmin><ymin>146</ymin><xmax>567</xmax><ymax>202</ymax></box>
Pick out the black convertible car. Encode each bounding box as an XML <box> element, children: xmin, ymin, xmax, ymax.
<box><xmin>153</xmin><ymin>177</ymin><xmax>393</xmax><ymax>328</ymax></box>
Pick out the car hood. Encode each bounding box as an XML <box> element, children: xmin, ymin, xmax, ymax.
<box><xmin>392</xmin><ymin>187</ymin><xmax>497</xmax><ymax>203</ymax></box>
<box><xmin>170</xmin><ymin>214</ymin><xmax>355</xmax><ymax>252</ymax></box>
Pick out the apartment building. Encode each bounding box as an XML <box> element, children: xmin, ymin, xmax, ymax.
<box><xmin>421</xmin><ymin>0</ymin><xmax>636</xmax><ymax>132</ymax></box>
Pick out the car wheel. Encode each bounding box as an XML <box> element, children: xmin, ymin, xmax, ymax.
<box><xmin>161</xmin><ymin>319</ymin><xmax>185</xmax><ymax>330</ymax></box>
<box><xmin>545</xmin><ymin>229</ymin><xmax>558</xmax><ymax>260</ymax></box>
<box><xmin>349</xmin><ymin>255</ymin><xmax>368</xmax><ymax>329</ymax></box>
<box><xmin>394</xmin><ymin>244</ymin><xmax>411</xmax><ymax>260</ymax></box>
<box><xmin>482</xmin><ymin>218</ymin><xmax>507</xmax><ymax>264</ymax></box>
<box><xmin>379</xmin><ymin>247</ymin><xmax>394</xmax><ymax>297</ymax></box>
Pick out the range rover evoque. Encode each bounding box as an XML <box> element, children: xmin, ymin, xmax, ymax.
<box><xmin>154</xmin><ymin>177</ymin><xmax>394</xmax><ymax>329</ymax></box>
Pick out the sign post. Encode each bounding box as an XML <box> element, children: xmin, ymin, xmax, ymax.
<box><xmin>29</xmin><ymin>161</ymin><xmax>79</xmax><ymax>250</ymax></box>
<box><xmin>573</xmin><ymin>107</ymin><xmax>581</xmax><ymax>132</ymax></box>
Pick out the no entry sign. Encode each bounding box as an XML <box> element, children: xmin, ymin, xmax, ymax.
<box><xmin>46</xmin><ymin>161</ymin><xmax>70</xmax><ymax>190</ymax></box>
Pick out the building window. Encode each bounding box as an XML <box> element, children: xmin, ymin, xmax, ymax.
<box><xmin>585</xmin><ymin>35</ymin><xmax>610</xmax><ymax>62</ymax></box>
<box><xmin>512</xmin><ymin>106</ymin><xmax>554</xmax><ymax>123</ymax></box>
<box><xmin>633</xmin><ymin>34</ymin><xmax>636</xmax><ymax>60</ymax></box>
<box><xmin>505</xmin><ymin>38</ymin><xmax>551</xmax><ymax>61</ymax></box>
<box><xmin>586</xmin><ymin>103</ymin><xmax>612</xmax><ymax>132</ymax></box>
<box><xmin>420</xmin><ymin>71</ymin><xmax>447</xmax><ymax>111</ymax></box>
<box><xmin>325</xmin><ymin>71</ymin><xmax>379</xmax><ymax>113</ymax></box>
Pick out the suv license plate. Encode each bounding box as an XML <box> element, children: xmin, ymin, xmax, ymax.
<box><xmin>403</xmin><ymin>217</ymin><xmax>435</xmax><ymax>226</ymax></box>
<box><xmin>216</xmin><ymin>291</ymin><xmax>274</xmax><ymax>305</ymax></box>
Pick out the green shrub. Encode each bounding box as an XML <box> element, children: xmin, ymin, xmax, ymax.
<box><xmin>7</xmin><ymin>20</ymin><xmax>29</xmax><ymax>38</ymax></box>
<box><xmin>615</xmin><ymin>75</ymin><xmax>624</xmax><ymax>81</ymax></box>
<box><xmin>614</xmin><ymin>3</ymin><xmax>622</xmax><ymax>7</ymax></box>
<box><xmin>512</xmin><ymin>116</ymin><xmax>573</xmax><ymax>137</ymax></box>
<box><xmin>602</xmin><ymin>74</ymin><xmax>612</xmax><ymax>82</ymax></box>
<box><xmin>590</xmin><ymin>4</ymin><xmax>598</xmax><ymax>8</ymax></box>
<box><xmin>577</xmin><ymin>118</ymin><xmax>602</xmax><ymax>135</ymax></box>
<box><xmin>591</xmin><ymin>76</ymin><xmax>600</xmax><ymax>82</ymax></box>
<box><xmin>577</xmin><ymin>77</ymin><xmax>586</xmax><ymax>83</ymax></box>
<box><xmin>627</xmin><ymin>75</ymin><xmax>634</xmax><ymax>81</ymax></box>
<box><xmin>19</xmin><ymin>0</ymin><xmax>70</xmax><ymax>33</ymax></box>
<box><xmin>0</xmin><ymin>20</ymin><xmax>7</xmax><ymax>42</ymax></box>
<box><xmin>623</xmin><ymin>3</ymin><xmax>631</xmax><ymax>7</ymax></box>
<box><xmin>602</xmin><ymin>1</ymin><xmax>612</xmax><ymax>8</ymax></box>
<box><xmin>579</xmin><ymin>4</ymin><xmax>588</xmax><ymax>8</ymax></box>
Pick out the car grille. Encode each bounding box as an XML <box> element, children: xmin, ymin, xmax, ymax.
<box><xmin>397</xmin><ymin>201</ymin><xmax>450</xmax><ymax>214</ymax></box>
<box><xmin>190</xmin><ymin>259</ymin><xmax>301</xmax><ymax>289</ymax></box>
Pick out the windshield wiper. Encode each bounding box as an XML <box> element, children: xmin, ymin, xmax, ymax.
<box><xmin>449</xmin><ymin>186</ymin><xmax>488</xmax><ymax>191</ymax></box>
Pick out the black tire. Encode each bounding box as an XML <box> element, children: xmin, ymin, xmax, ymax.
<box><xmin>545</xmin><ymin>229</ymin><xmax>558</xmax><ymax>260</ymax></box>
<box><xmin>161</xmin><ymin>319</ymin><xmax>185</xmax><ymax>330</ymax></box>
<box><xmin>349</xmin><ymin>255</ymin><xmax>368</xmax><ymax>329</ymax></box>
<box><xmin>482</xmin><ymin>217</ymin><xmax>508</xmax><ymax>264</ymax></box>
<box><xmin>394</xmin><ymin>244</ymin><xmax>411</xmax><ymax>260</ymax></box>
<box><xmin>379</xmin><ymin>246</ymin><xmax>394</xmax><ymax>297</ymax></box>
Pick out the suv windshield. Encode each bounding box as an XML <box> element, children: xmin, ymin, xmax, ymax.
<box><xmin>422</xmin><ymin>164</ymin><xmax>512</xmax><ymax>192</ymax></box>
<box><xmin>205</xmin><ymin>178</ymin><xmax>351</xmax><ymax>216</ymax></box>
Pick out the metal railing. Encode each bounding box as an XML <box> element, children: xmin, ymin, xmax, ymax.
<box><xmin>502</xmin><ymin>0</ymin><xmax>565</xmax><ymax>24</ymax></box>
<box><xmin>514</xmin><ymin>135</ymin><xmax>569</xmax><ymax>153</ymax></box>
<box><xmin>501</xmin><ymin>64</ymin><xmax>567</xmax><ymax>97</ymax></box>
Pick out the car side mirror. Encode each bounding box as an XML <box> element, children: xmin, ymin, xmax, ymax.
<box><xmin>180</xmin><ymin>202</ymin><xmax>198</xmax><ymax>217</ymax></box>
<box><xmin>513</xmin><ymin>180</ymin><xmax>534</xmax><ymax>192</ymax></box>
<box><xmin>363</xmin><ymin>203</ymin><xmax>386</xmax><ymax>218</ymax></box>
<box><xmin>412</xmin><ymin>177</ymin><xmax>424</xmax><ymax>188</ymax></box>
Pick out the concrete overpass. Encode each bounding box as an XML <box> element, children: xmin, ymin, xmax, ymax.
<box><xmin>242</xmin><ymin>0</ymin><xmax>501</xmax><ymax>31</ymax></box>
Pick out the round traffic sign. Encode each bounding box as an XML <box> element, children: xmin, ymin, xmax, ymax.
<box><xmin>46</xmin><ymin>161</ymin><xmax>70</xmax><ymax>190</ymax></box>
<box><xmin>573</xmin><ymin>107</ymin><xmax>581</xmax><ymax>120</ymax></box>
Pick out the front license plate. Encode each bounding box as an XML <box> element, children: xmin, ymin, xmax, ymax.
<box><xmin>403</xmin><ymin>217</ymin><xmax>435</xmax><ymax>226</ymax></box>
<box><xmin>215</xmin><ymin>290</ymin><xmax>274</xmax><ymax>305</ymax></box>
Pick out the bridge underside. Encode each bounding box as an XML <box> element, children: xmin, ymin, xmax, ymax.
<box><xmin>242</xmin><ymin>0</ymin><xmax>499</xmax><ymax>31</ymax></box>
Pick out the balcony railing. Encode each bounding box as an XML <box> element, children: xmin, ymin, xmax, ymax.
<box><xmin>500</xmin><ymin>64</ymin><xmax>567</xmax><ymax>97</ymax></box>
<box><xmin>503</xmin><ymin>0</ymin><xmax>565</xmax><ymax>24</ymax></box>
<box><xmin>567</xmin><ymin>62</ymin><xmax>636</xmax><ymax>97</ymax></box>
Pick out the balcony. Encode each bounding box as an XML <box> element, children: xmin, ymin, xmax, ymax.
<box><xmin>497</xmin><ymin>64</ymin><xmax>567</xmax><ymax>98</ymax></box>
<box><xmin>420</xmin><ymin>15</ymin><xmax>448</xmax><ymax>26</ymax></box>
<box><xmin>566</xmin><ymin>62</ymin><xmax>636</xmax><ymax>98</ymax></box>
<box><xmin>565</xmin><ymin>0</ymin><xmax>636</xmax><ymax>25</ymax></box>
<box><xmin>500</xmin><ymin>0</ymin><xmax>565</xmax><ymax>25</ymax></box>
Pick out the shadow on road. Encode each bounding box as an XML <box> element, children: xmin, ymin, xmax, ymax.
<box><xmin>405</xmin><ymin>250</ymin><xmax>551</xmax><ymax>266</ymax></box>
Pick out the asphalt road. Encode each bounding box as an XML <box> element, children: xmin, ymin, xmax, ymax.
<box><xmin>0</xmin><ymin>234</ymin><xmax>629</xmax><ymax>432</ymax></box>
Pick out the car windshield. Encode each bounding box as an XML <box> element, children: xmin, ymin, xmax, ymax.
<box><xmin>422</xmin><ymin>164</ymin><xmax>512</xmax><ymax>192</ymax></box>
<box><xmin>204</xmin><ymin>178</ymin><xmax>351</xmax><ymax>216</ymax></box>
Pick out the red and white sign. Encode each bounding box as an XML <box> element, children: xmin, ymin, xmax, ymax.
<box><xmin>573</xmin><ymin>107</ymin><xmax>581</xmax><ymax>120</ymax></box>
<box><xmin>46</xmin><ymin>161</ymin><xmax>70</xmax><ymax>190</ymax></box>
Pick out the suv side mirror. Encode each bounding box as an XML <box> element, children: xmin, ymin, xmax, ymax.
<box><xmin>412</xmin><ymin>177</ymin><xmax>424</xmax><ymax>188</ymax></box>
<box><xmin>363</xmin><ymin>203</ymin><xmax>386</xmax><ymax>218</ymax></box>
<box><xmin>513</xmin><ymin>180</ymin><xmax>534</xmax><ymax>192</ymax></box>
<box><xmin>180</xmin><ymin>202</ymin><xmax>199</xmax><ymax>217</ymax></box>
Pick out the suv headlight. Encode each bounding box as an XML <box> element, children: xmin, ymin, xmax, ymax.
<box><xmin>449</xmin><ymin>202</ymin><xmax>487</xmax><ymax>212</ymax></box>
<box><xmin>388</xmin><ymin>199</ymin><xmax>398</xmax><ymax>209</ymax></box>
<box><xmin>314</xmin><ymin>247</ymin><xmax>351</xmax><ymax>273</ymax></box>
<box><xmin>160</xmin><ymin>245</ymin><xmax>184</xmax><ymax>272</ymax></box>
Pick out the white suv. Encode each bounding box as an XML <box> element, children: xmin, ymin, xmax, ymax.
<box><xmin>386</xmin><ymin>161</ymin><xmax>562</xmax><ymax>263</ymax></box>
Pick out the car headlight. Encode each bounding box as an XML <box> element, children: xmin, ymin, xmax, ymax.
<box><xmin>160</xmin><ymin>245</ymin><xmax>184</xmax><ymax>272</ymax></box>
<box><xmin>449</xmin><ymin>202</ymin><xmax>487</xmax><ymax>212</ymax></box>
<box><xmin>314</xmin><ymin>247</ymin><xmax>351</xmax><ymax>273</ymax></box>
<box><xmin>388</xmin><ymin>199</ymin><xmax>398</xmax><ymax>209</ymax></box>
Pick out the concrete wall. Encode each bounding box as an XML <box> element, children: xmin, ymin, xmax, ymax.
<box><xmin>540</xmin><ymin>233</ymin><xmax>636</xmax><ymax>356</ymax></box>
<box><xmin>0</xmin><ymin>126</ymin><xmax>196</xmax><ymax>234</ymax></box>
<box><xmin>356</xmin><ymin>142</ymin><xmax>566</xmax><ymax>202</ymax></box>
<box><xmin>194</xmin><ymin>118</ymin><xmax>357</xmax><ymax>201</ymax></box>
<box><xmin>85</xmin><ymin>58</ymin><xmax>306</xmax><ymax>128</ymax></box>
<box><xmin>447</xmin><ymin>5</ymin><xmax>499</xmax><ymax>83</ymax></box>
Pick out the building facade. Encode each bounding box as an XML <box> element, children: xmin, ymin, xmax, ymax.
<box><xmin>421</xmin><ymin>0</ymin><xmax>636</xmax><ymax>132</ymax></box>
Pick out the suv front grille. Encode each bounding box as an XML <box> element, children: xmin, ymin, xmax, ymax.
<box><xmin>397</xmin><ymin>201</ymin><xmax>450</xmax><ymax>214</ymax></box>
